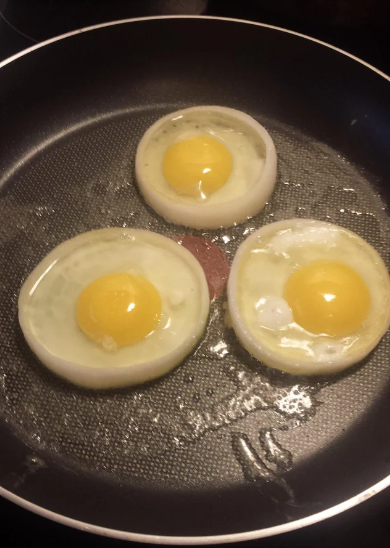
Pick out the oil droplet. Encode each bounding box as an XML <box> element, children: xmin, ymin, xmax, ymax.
<box><xmin>25</xmin><ymin>455</ymin><xmax>46</xmax><ymax>470</ymax></box>
<box><xmin>171</xmin><ymin>372</ymin><xmax>320</xmax><ymax>447</ymax></box>
<box><xmin>209</xmin><ymin>340</ymin><xmax>229</xmax><ymax>358</ymax></box>
<box><xmin>276</xmin><ymin>384</ymin><xmax>316</xmax><ymax>419</ymax></box>
<box><xmin>259</xmin><ymin>429</ymin><xmax>293</xmax><ymax>472</ymax></box>
<box><xmin>231</xmin><ymin>432</ymin><xmax>293</xmax><ymax>503</ymax></box>
<box><xmin>232</xmin><ymin>432</ymin><xmax>275</xmax><ymax>481</ymax></box>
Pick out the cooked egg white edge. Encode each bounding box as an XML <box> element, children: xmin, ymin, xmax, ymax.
<box><xmin>227</xmin><ymin>219</ymin><xmax>390</xmax><ymax>375</ymax></box>
<box><xmin>135</xmin><ymin>106</ymin><xmax>277</xmax><ymax>229</ymax></box>
<box><xmin>18</xmin><ymin>228</ymin><xmax>210</xmax><ymax>389</ymax></box>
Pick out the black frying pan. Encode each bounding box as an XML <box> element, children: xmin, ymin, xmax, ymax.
<box><xmin>0</xmin><ymin>16</ymin><xmax>390</xmax><ymax>544</ymax></box>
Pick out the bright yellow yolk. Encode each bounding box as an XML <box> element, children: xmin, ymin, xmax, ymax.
<box><xmin>76</xmin><ymin>273</ymin><xmax>162</xmax><ymax>348</ymax></box>
<box><xmin>284</xmin><ymin>261</ymin><xmax>370</xmax><ymax>337</ymax></box>
<box><xmin>163</xmin><ymin>136</ymin><xmax>233</xmax><ymax>199</ymax></box>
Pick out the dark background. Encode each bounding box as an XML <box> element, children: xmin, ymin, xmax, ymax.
<box><xmin>0</xmin><ymin>0</ymin><xmax>389</xmax><ymax>546</ymax></box>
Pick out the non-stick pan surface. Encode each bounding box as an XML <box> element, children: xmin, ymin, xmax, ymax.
<box><xmin>0</xmin><ymin>16</ymin><xmax>390</xmax><ymax>544</ymax></box>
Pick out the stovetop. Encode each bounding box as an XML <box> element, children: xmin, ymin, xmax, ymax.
<box><xmin>0</xmin><ymin>1</ymin><xmax>389</xmax><ymax>546</ymax></box>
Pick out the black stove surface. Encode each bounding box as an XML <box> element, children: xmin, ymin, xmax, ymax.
<box><xmin>1</xmin><ymin>1</ymin><xmax>390</xmax><ymax>546</ymax></box>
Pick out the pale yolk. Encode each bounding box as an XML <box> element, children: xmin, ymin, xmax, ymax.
<box><xmin>284</xmin><ymin>261</ymin><xmax>370</xmax><ymax>337</ymax></box>
<box><xmin>163</xmin><ymin>136</ymin><xmax>233</xmax><ymax>199</ymax></box>
<box><xmin>76</xmin><ymin>273</ymin><xmax>161</xmax><ymax>348</ymax></box>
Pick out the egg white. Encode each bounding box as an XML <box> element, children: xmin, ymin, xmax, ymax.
<box><xmin>228</xmin><ymin>219</ymin><xmax>390</xmax><ymax>375</ymax></box>
<box><xmin>18</xmin><ymin>228</ymin><xmax>210</xmax><ymax>389</ymax></box>
<box><xmin>135</xmin><ymin>106</ymin><xmax>277</xmax><ymax>229</ymax></box>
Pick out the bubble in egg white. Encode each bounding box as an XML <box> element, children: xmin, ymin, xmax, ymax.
<box><xmin>313</xmin><ymin>341</ymin><xmax>344</xmax><ymax>361</ymax></box>
<box><xmin>168</xmin><ymin>289</ymin><xmax>185</xmax><ymax>308</ymax></box>
<box><xmin>256</xmin><ymin>296</ymin><xmax>293</xmax><ymax>330</ymax></box>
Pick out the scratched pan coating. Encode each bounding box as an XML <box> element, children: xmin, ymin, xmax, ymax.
<box><xmin>0</xmin><ymin>17</ymin><xmax>390</xmax><ymax>540</ymax></box>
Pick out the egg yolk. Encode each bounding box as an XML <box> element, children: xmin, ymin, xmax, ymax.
<box><xmin>77</xmin><ymin>273</ymin><xmax>161</xmax><ymax>348</ymax></box>
<box><xmin>163</xmin><ymin>136</ymin><xmax>233</xmax><ymax>199</ymax></box>
<box><xmin>284</xmin><ymin>261</ymin><xmax>370</xmax><ymax>337</ymax></box>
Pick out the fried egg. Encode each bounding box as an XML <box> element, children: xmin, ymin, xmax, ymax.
<box><xmin>227</xmin><ymin>219</ymin><xmax>390</xmax><ymax>375</ymax></box>
<box><xmin>135</xmin><ymin>106</ymin><xmax>277</xmax><ymax>229</ymax></box>
<box><xmin>18</xmin><ymin>229</ymin><xmax>209</xmax><ymax>388</ymax></box>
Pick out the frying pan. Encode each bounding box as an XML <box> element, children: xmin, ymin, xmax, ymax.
<box><xmin>0</xmin><ymin>15</ymin><xmax>390</xmax><ymax>544</ymax></box>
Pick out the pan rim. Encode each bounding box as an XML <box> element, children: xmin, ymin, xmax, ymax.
<box><xmin>0</xmin><ymin>14</ymin><xmax>390</xmax><ymax>545</ymax></box>
<box><xmin>0</xmin><ymin>14</ymin><xmax>389</xmax><ymax>83</ymax></box>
